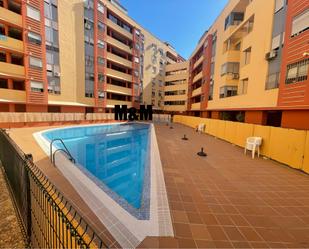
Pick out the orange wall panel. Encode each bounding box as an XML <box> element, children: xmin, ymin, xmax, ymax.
<box><xmin>281</xmin><ymin>110</ymin><xmax>309</xmax><ymax>130</ymax></box>
<box><xmin>245</xmin><ymin>111</ymin><xmax>267</xmax><ymax>125</ymax></box>
<box><xmin>61</xmin><ymin>106</ymin><xmax>85</xmax><ymax>113</ymax></box>
<box><xmin>26</xmin><ymin>105</ymin><xmax>48</xmax><ymax>113</ymax></box>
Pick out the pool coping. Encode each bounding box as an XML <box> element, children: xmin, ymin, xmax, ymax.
<box><xmin>33</xmin><ymin>122</ymin><xmax>173</xmax><ymax>248</ymax></box>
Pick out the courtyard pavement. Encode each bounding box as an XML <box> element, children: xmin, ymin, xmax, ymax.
<box><xmin>7</xmin><ymin>123</ymin><xmax>309</xmax><ymax>248</ymax></box>
<box><xmin>138</xmin><ymin>124</ymin><xmax>309</xmax><ymax>248</ymax></box>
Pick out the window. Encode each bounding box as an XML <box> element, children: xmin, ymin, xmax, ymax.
<box><xmin>275</xmin><ymin>0</ymin><xmax>284</xmax><ymax>13</ymax></box>
<box><xmin>97</xmin><ymin>3</ymin><xmax>104</xmax><ymax>13</ymax></box>
<box><xmin>158</xmin><ymin>48</ymin><xmax>163</xmax><ymax>56</ymax></box>
<box><xmin>29</xmin><ymin>56</ymin><xmax>42</xmax><ymax>68</ymax></box>
<box><xmin>286</xmin><ymin>59</ymin><xmax>309</xmax><ymax>84</ymax></box>
<box><xmin>219</xmin><ymin>86</ymin><xmax>238</xmax><ymax>98</ymax></box>
<box><xmin>221</xmin><ymin>62</ymin><xmax>239</xmax><ymax>76</ymax></box>
<box><xmin>98</xmin><ymin>40</ymin><xmax>105</xmax><ymax>48</ymax></box>
<box><xmin>97</xmin><ymin>57</ymin><xmax>104</xmax><ymax>65</ymax></box>
<box><xmin>98</xmin><ymin>21</ymin><xmax>105</xmax><ymax>31</ymax></box>
<box><xmin>271</xmin><ymin>34</ymin><xmax>281</xmax><ymax>50</ymax></box>
<box><xmin>98</xmin><ymin>91</ymin><xmax>104</xmax><ymax>99</ymax></box>
<box><xmin>291</xmin><ymin>9</ymin><xmax>309</xmax><ymax>37</ymax></box>
<box><xmin>27</xmin><ymin>5</ymin><xmax>40</xmax><ymax>21</ymax></box>
<box><xmin>235</xmin><ymin>42</ymin><xmax>241</xmax><ymax>51</ymax></box>
<box><xmin>45</xmin><ymin>26</ymin><xmax>59</xmax><ymax>45</ymax></box>
<box><xmin>98</xmin><ymin>74</ymin><xmax>104</xmax><ymax>82</ymax></box>
<box><xmin>51</xmin><ymin>4</ymin><xmax>58</xmax><ymax>22</ymax></box>
<box><xmin>30</xmin><ymin>81</ymin><xmax>44</xmax><ymax>92</ymax></box>
<box><xmin>239</xmin><ymin>78</ymin><xmax>248</xmax><ymax>94</ymax></box>
<box><xmin>84</xmin><ymin>0</ymin><xmax>94</xmax><ymax>9</ymax></box>
<box><xmin>0</xmin><ymin>52</ymin><xmax>6</xmax><ymax>62</ymax></box>
<box><xmin>266</xmin><ymin>72</ymin><xmax>280</xmax><ymax>89</ymax></box>
<box><xmin>135</xmin><ymin>29</ymin><xmax>140</xmax><ymax>36</ymax></box>
<box><xmin>0</xmin><ymin>78</ymin><xmax>8</xmax><ymax>89</ymax></box>
<box><xmin>224</xmin><ymin>12</ymin><xmax>244</xmax><ymax>30</ymax></box>
<box><xmin>28</xmin><ymin>32</ymin><xmax>41</xmax><ymax>45</ymax></box>
<box><xmin>243</xmin><ymin>47</ymin><xmax>251</xmax><ymax>65</ymax></box>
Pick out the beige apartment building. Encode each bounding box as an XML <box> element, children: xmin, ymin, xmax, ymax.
<box><xmin>164</xmin><ymin>61</ymin><xmax>189</xmax><ymax>113</ymax></box>
<box><xmin>0</xmin><ymin>0</ymin><xmax>182</xmax><ymax>113</ymax></box>
<box><xmin>184</xmin><ymin>0</ymin><xmax>309</xmax><ymax>129</ymax></box>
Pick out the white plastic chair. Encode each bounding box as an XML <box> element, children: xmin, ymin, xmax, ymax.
<box><xmin>244</xmin><ymin>137</ymin><xmax>262</xmax><ymax>159</ymax></box>
<box><xmin>197</xmin><ymin>123</ymin><xmax>205</xmax><ymax>134</ymax></box>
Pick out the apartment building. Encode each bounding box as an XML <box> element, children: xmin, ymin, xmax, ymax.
<box><xmin>164</xmin><ymin>61</ymin><xmax>189</xmax><ymax>113</ymax></box>
<box><xmin>184</xmin><ymin>0</ymin><xmax>309</xmax><ymax>129</ymax></box>
<box><xmin>0</xmin><ymin>0</ymin><xmax>181</xmax><ymax>113</ymax></box>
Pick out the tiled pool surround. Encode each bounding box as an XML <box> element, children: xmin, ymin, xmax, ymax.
<box><xmin>34</xmin><ymin>123</ymin><xmax>173</xmax><ymax>248</ymax></box>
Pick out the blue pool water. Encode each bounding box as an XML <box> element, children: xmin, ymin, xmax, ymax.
<box><xmin>43</xmin><ymin>123</ymin><xmax>150</xmax><ymax>211</ymax></box>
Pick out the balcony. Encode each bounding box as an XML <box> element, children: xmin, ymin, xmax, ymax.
<box><xmin>220</xmin><ymin>73</ymin><xmax>240</xmax><ymax>85</ymax></box>
<box><xmin>191</xmin><ymin>102</ymin><xmax>201</xmax><ymax>110</ymax></box>
<box><xmin>222</xmin><ymin>50</ymin><xmax>240</xmax><ymax>62</ymax></box>
<box><xmin>0</xmin><ymin>7</ymin><xmax>22</xmax><ymax>27</ymax></box>
<box><xmin>106</xmin><ymin>36</ymin><xmax>132</xmax><ymax>54</ymax></box>
<box><xmin>164</xmin><ymin>105</ymin><xmax>186</xmax><ymax>112</ymax></box>
<box><xmin>106</xmin><ymin>19</ymin><xmax>133</xmax><ymax>40</ymax></box>
<box><xmin>106</xmin><ymin>68</ymin><xmax>132</xmax><ymax>82</ymax></box>
<box><xmin>192</xmin><ymin>71</ymin><xmax>203</xmax><ymax>83</ymax></box>
<box><xmin>106</xmin><ymin>99</ymin><xmax>132</xmax><ymax>108</ymax></box>
<box><xmin>0</xmin><ymin>62</ymin><xmax>25</xmax><ymax>79</ymax></box>
<box><xmin>192</xmin><ymin>87</ymin><xmax>202</xmax><ymax>97</ymax></box>
<box><xmin>107</xmin><ymin>52</ymin><xmax>132</xmax><ymax>69</ymax></box>
<box><xmin>106</xmin><ymin>84</ymin><xmax>132</xmax><ymax>96</ymax></box>
<box><xmin>164</xmin><ymin>84</ymin><xmax>187</xmax><ymax>92</ymax></box>
<box><xmin>0</xmin><ymin>36</ymin><xmax>23</xmax><ymax>53</ymax></box>
<box><xmin>164</xmin><ymin>95</ymin><xmax>186</xmax><ymax>101</ymax></box>
<box><xmin>0</xmin><ymin>88</ymin><xmax>26</xmax><ymax>102</ymax></box>
<box><xmin>165</xmin><ymin>73</ymin><xmax>186</xmax><ymax>82</ymax></box>
<box><xmin>193</xmin><ymin>56</ymin><xmax>204</xmax><ymax>70</ymax></box>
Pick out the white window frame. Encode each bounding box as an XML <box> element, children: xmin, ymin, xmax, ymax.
<box><xmin>291</xmin><ymin>9</ymin><xmax>309</xmax><ymax>37</ymax></box>
<box><xmin>29</xmin><ymin>56</ymin><xmax>43</xmax><ymax>68</ymax></box>
<box><xmin>97</xmin><ymin>2</ymin><xmax>104</xmax><ymax>13</ymax></box>
<box><xmin>27</xmin><ymin>5</ymin><xmax>41</xmax><ymax>21</ymax></box>
<box><xmin>30</xmin><ymin>81</ymin><xmax>44</xmax><ymax>92</ymax></box>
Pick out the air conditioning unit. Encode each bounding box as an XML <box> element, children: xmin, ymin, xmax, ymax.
<box><xmin>265</xmin><ymin>50</ymin><xmax>278</xmax><ymax>60</ymax></box>
<box><xmin>232</xmin><ymin>73</ymin><xmax>239</xmax><ymax>79</ymax></box>
<box><xmin>54</xmin><ymin>72</ymin><xmax>61</xmax><ymax>77</ymax></box>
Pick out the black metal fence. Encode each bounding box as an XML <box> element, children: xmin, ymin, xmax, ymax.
<box><xmin>0</xmin><ymin>129</ymin><xmax>107</xmax><ymax>248</ymax></box>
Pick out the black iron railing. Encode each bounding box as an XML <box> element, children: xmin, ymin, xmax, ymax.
<box><xmin>0</xmin><ymin>129</ymin><xmax>107</xmax><ymax>248</ymax></box>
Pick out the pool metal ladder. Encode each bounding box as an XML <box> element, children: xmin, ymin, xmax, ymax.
<box><xmin>50</xmin><ymin>139</ymin><xmax>76</xmax><ymax>166</ymax></box>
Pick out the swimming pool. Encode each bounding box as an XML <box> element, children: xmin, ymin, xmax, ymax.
<box><xmin>34</xmin><ymin>123</ymin><xmax>173</xmax><ymax>247</ymax></box>
<box><xmin>42</xmin><ymin>123</ymin><xmax>150</xmax><ymax>218</ymax></box>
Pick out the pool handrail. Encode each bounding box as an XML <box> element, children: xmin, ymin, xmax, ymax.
<box><xmin>50</xmin><ymin>138</ymin><xmax>76</xmax><ymax>165</ymax></box>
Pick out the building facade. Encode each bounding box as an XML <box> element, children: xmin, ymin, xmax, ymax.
<box><xmin>164</xmin><ymin>61</ymin><xmax>189</xmax><ymax>113</ymax></box>
<box><xmin>1</xmin><ymin>0</ymin><xmax>308</xmax><ymax>129</ymax></box>
<box><xmin>0</xmin><ymin>0</ymin><xmax>181</xmax><ymax>113</ymax></box>
<box><xmin>183</xmin><ymin>0</ymin><xmax>309</xmax><ymax>129</ymax></box>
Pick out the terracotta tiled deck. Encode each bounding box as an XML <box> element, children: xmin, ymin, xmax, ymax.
<box><xmin>8</xmin><ymin>123</ymin><xmax>309</xmax><ymax>248</ymax></box>
<box><xmin>138</xmin><ymin>124</ymin><xmax>309</xmax><ymax>248</ymax></box>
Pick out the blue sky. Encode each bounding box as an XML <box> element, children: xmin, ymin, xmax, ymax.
<box><xmin>121</xmin><ymin>0</ymin><xmax>228</xmax><ymax>59</ymax></box>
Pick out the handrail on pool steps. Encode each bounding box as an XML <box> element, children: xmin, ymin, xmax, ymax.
<box><xmin>50</xmin><ymin>138</ymin><xmax>76</xmax><ymax>165</ymax></box>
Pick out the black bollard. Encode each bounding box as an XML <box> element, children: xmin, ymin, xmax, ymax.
<box><xmin>182</xmin><ymin>134</ymin><xmax>188</xmax><ymax>140</ymax></box>
<box><xmin>197</xmin><ymin>147</ymin><xmax>207</xmax><ymax>157</ymax></box>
